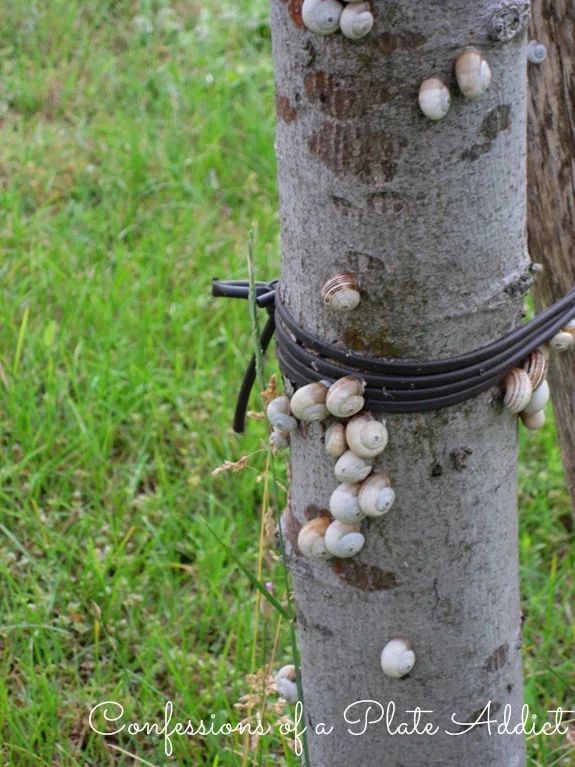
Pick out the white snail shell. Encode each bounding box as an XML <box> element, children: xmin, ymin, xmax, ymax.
<box><xmin>324</xmin><ymin>520</ymin><xmax>365</xmax><ymax>558</ymax></box>
<box><xmin>526</xmin><ymin>40</ymin><xmax>547</xmax><ymax>64</ymax></box>
<box><xmin>275</xmin><ymin>665</ymin><xmax>298</xmax><ymax>704</ymax></box>
<box><xmin>345</xmin><ymin>413</ymin><xmax>389</xmax><ymax>458</ymax></box>
<box><xmin>325</xmin><ymin>422</ymin><xmax>347</xmax><ymax>458</ymax></box>
<box><xmin>550</xmin><ymin>331</ymin><xmax>574</xmax><ymax>352</ymax></box>
<box><xmin>334</xmin><ymin>450</ymin><xmax>372</xmax><ymax>483</ymax></box>
<box><xmin>522</xmin><ymin>379</ymin><xmax>550</xmax><ymax>414</ymax></box>
<box><xmin>418</xmin><ymin>77</ymin><xmax>450</xmax><ymax>121</ymax></box>
<box><xmin>359</xmin><ymin>474</ymin><xmax>395</xmax><ymax>517</ymax></box>
<box><xmin>455</xmin><ymin>48</ymin><xmax>492</xmax><ymax>99</ymax></box>
<box><xmin>326</xmin><ymin>376</ymin><xmax>365</xmax><ymax>418</ymax></box>
<box><xmin>267</xmin><ymin>396</ymin><xmax>297</xmax><ymax>432</ymax></box>
<box><xmin>521</xmin><ymin>409</ymin><xmax>546</xmax><ymax>431</ymax></box>
<box><xmin>321</xmin><ymin>273</ymin><xmax>360</xmax><ymax>312</ymax></box>
<box><xmin>522</xmin><ymin>347</ymin><xmax>548</xmax><ymax>390</ymax></box>
<box><xmin>269</xmin><ymin>429</ymin><xmax>290</xmax><ymax>450</ymax></box>
<box><xmin>290</xmin><ymin>382</ymin><xmax>329</xmax><ymax>422</ymax></box>
<box><xmin>329</xmin><ymin>482</ymin><xmax>365</xmax><ymax>523</ymax></box>
<box><xmin>302</xmin><ymin>0</ymin><xmax>343</xmax><ymax>35</ymax></box>
<box><xmin>297</xmin><ymin>517</ymin><xmax>331</xmax><ymax>560</ymax></box>
<box><xmin>380</xmin><ymin>638</ymin><xmax>416</xmax><ymax>679</ymax></box>
<box><xmin>502</xmin><ymin>368</ymin><xmax>533</xmax><ymax>413</ymax></box>
<box><xmin>339</xmin><ymin>2</ymin><xmax>374</xmax><ymax>40</ymax></box>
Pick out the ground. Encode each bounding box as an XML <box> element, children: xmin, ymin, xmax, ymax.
<box><xmin>0</xmin><ymin>2</ymin><xmax>572</xmax><ymax>765</ymax></box>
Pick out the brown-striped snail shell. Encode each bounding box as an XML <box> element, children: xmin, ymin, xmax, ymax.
<box><xmin>290</xmin><ymin>382</ymin><xmax>329</xmax><ymax>422</ymax></box>
<box><xmin>550</xmin><ymin>329</ymin><xmax>575</xmax><ymax>351</ymax></box>
<box><xmin>302</xmin><ymin>0</ymin><xmax>343</xmax><ymax>35</ymax></box>
<box><xmin>269</xmin><ymin>429</ymin><xmax>290</xmax><ymax>450</ymax></box>
<box><xmin>334</xmin><ymin>450</ymin><xmax>372</xmax><ymax>483</ymax></box>
<box><xmin>562</xmin><ymin>319</ymin><xmax>575</xmax><ymax>335</ymax></box>
<box><xmin>520</xmin><ymin>410</ymin><xmax>546</xmax><ymax>430</ymax></box>
<box><xmin>455</xmin><ymin>48</ymin><xmax>491</xmax><ymax>99</ymax></box>
<box><xmin>326</xmin><ymin>376</ymin><xmax>365</xmax><ymax>418</ymax></box>
<box><xmin>358</xmin><ymin>474</ymin><xmax>395</xmax><ymax>517</ymax></box>
<box><xmin>340</xmin><ymin>2</ymin><xmax>373</xmax><ymax>39</ymax></box>
<box><xmin>345</xmin><ymin>413</ymin><xmax>389</xmax><ymax>458</ymax></box>
<box><xmin>267</xmin><ymin>396</ymin><xmax>297</xmax><ymax>432</ymax></box>
<box><xmin>522</xmin><ymin>380</ymin><xmax>550</xmax><ymax>415</ymax></box>
<box><xmin>329</xmin><ymin>482</ymin><xmax>365</xmax><ymax>523</ymax></box>
<box><xmin>275</xmin><ymin>665</ymin><xmax>298</xmax><ymax>704</ymax></box>
<box><xmin>502</xmin><ymin>368</ymin><xmax>533</xmax><ymax>413</ymax></box>
<box><xmin>297</xmin><ymin>517</ymin><xmax>331</xmax><ymax>560</ymax></box>
<box><xmin>418</xmin><ymin>77</ymin><xmax>451</xmax><ymax>121</ymax></box>
<box><xmin>380</xmin><ymin>638</ymin><xmax>416</xmax><ymax>679</ymax></box>
<box><xmin>325</xmin><ymin>422</ymin><xmax>347</xmax><ymax>458</ymax></box>
<box><xmin>321</xmin><ymin>273</ymin><xmax>360</xmax><ymax>312</ymax></box>
<box><xmin>324</xmin><ymin>520</ymin><xmax>365</xmax><ymax>558</ymax></box>
<box><xmin>522</xmin><ymin>348</ymin><xmax>548</xmax><ymax>390</ymax></box>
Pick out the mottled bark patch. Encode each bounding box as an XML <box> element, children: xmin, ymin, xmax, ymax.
<box><xmin>280</xmin><ymin>0</ymin><xmax>303</xmax><ymax>27</ymax></box>
<box><xmin>376</xmin><ymin>31</ymin><xmax>426</xmax><ymax>54</ymax></box>
<box><xmin>485</xmin><ymin>643</ymin><xmax>509</xmax><ymax>672</ymax></box>
<box><xmin>304</xmin><ymin>504</ymin><xmax>331</xmax><ymax>520</ymax></box>
<box><xmin>308</xmin><ymin>122</ymin><xmax>406</xmax><ymax>181</ymax></box>
<box><xmin>282</xmin><ymin>506</ymin><xmax>302</xmax><ymax>551</ymax></box>
<box><xmin>305</xmin><ymin>72</ymin><xmax>390</xmax><ymax>119</ymax></box>
<box><xmin>367</xmin><ymin>191</ymin><xmax>404</xmax><ymax>214</ymax></box>
<box><xmin>461</xmin><ymin>105</ymin><xmax>512</xmax><ymax>161</ymax></box>
<box><xmin>276</xmin><ymin>93</ymin><xmax>299</xmax><ymax>124</ymax></box>
<box><xmin>343</xmin><ymin>324</ymin><xmax>402</xmax><ymax>357</ymax></box>
<box><xmin>331</xmin><ymin>560</ymin><xmax>398</xmax><ymax>591</ymax></box>
<box><xmin>450</xmin><ymin>447</ymin><xmax>473</xmax><ymax>471</ymax></box>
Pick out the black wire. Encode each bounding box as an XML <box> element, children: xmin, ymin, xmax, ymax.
<box><xmin>212</xmin><ymin>278</ymin><xmax>575</xmax><ymax>425</ymax></box>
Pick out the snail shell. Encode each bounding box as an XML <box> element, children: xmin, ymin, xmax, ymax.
<box><xmin>455</xmin><ymin>48</ymin><xmax>491</xmax><ymax>99</ymax></box>
<box><xmin>334</xmin><ymin>450</ymin><xmax>372</xmax><ymax>483</ymax></box>
<box><xmin>267</xmin><ymin>396</ymin><xmax>297</xmax><ymax>432</ymax></box>
<box><xmin>321</xmin><ymin>273</ymin><xmax>360</xmax><ymax>312</ymax></box>
<box><xmin>326</xmin><ymin>376</ymin><xmax>365</xmax><ymax>418</ymax></box>
<box><xmin>324</xmin><ymin>520</ymin><xmax>365</xmax><ymax>558</ymax></box>
<box><xmin>526</xmin><ymin>40</ymin><xmax>547</xmax><ymax>64</ymax></box>
<box><xmin>549</xmin><ymin>331</ymin><xmax>574</xmax><ymax>352</ymax></box>
<box><xmin>418</xmin><ymin>77</ymin><xmax>450</xmax><ymax>121</ymax></box>
<box><xmin>345</xmin><ymin>413</ymin><xmax>389</xmax><ymax>458</ymax></box>
<box><xmin>339</xmin><ymin>2</ymin><xmax>373</xmax><ymax>40</ymax></box>
<box><xmin>325</xmin><ymin>422</ymin><xmax>347</xmax><ymax>458</ymax></box>
<box><xmin>290</xmin><ymin>382</ymin><xmax>329</xmax><ymax>422</ymax></box>
<box><xmin>329</xmin><ymin>482</ymin><xmax>365</xmax><ymax>524</ymax></box>
<box><xmin>380</xmin><ymin>638</ymin><xmax>416</xmax><ymax>679</ymax></box>
<box><xmin>522</xmin><ymin>348</ymin><xmax>548</xmax><ymax>390</ymax></box>
<box><xmin>302</xmin><ymin>0</ymin><xmax>343</xmax><ymax>35</ymax></box>
<box><xmin>269</xmin><ymin>429</ymin><xmax>290</xmax><ymax>450</ymax></box>
<box><xmin>563</xmin><ymin>318</ymin><xmax>575</xmax><ymax>334</ymax></box>
<box><xmin>522</xmin><ymin>379</ymin><xmax>550</xmax><ymax>415</ymax></box>
<box><xmin>297</xmin><ymin>517</ymin><xmax>331</xmax><ymax>560</ymax></box>
<box><xmin>358</xmin><ymin>473</ymin><xmax>395</xmax><ymax>517</ymax></box>
<box><xmin>521</xmin><ymin>409</ymin><xmax>546</xmax><ymax>431</ymax></box>
<box><xmin>502</xmin><ymin>368</ymin><xmax>533</xmax><ymax>413</ymax></box>
<box><xmin>275</xmin><ymin>665</ymin><xmax>298</xmax><ymax>704</ymax></box>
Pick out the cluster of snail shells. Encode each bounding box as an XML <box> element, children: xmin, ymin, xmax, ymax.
<box><xmin>301</xmin><ymin>0</ymin><xmax>374</xmax><ymax>41</ymax></box>
<box><xmin>419</xmin><ymin>48</ymin><xmax>492</xmax><ymax>121</ymax></box>
<box><xmin>267</xmin><ymin>376</ymin><xmax>395</xmax><ymax>560</ymax></box>
<box><xmin>502</xmin><ymin>347</ymin><xmax>550</xmax><ymax>430</ymax></box>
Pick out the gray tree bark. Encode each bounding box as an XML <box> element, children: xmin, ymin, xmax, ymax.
<box><xmin>271</xmin><ymin>1</ymin><xmax>529</xmax><ymax>764</ymax></box>
<box><xmin>527</xmin><ymin>0</ymin><xmax>575</xmax><ymax>519</ymax></box>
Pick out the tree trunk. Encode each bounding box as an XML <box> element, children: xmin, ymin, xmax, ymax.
<box><xmin>271</xmin><ymin>2</ymin><xmax>529</xmax><ymax>764</ymax></box>
<box><xmin>527</xmin><ymin>1</ymin><xmax>575</xmax><ymax>518</ymax></box>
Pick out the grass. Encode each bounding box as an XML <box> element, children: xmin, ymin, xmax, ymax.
<box><xmin>0</xmin><ymin>1</ymin><xmax>572</xmax><ymax>765</ymax></box>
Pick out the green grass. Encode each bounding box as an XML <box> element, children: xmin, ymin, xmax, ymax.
<box><xmin>0</xmin><ymin>2</ymin><xmax>572</xmax><ymax>765</ymax></box>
